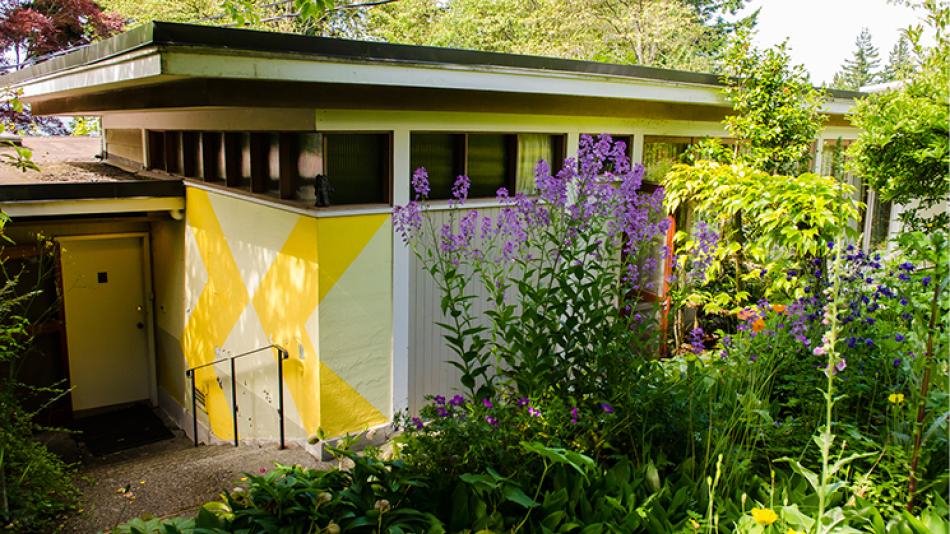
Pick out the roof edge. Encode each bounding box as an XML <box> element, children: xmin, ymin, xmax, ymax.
<box><xmin>0</xmin><ymin>21</ymin><xmax>865</xmax><ymax>102</ymax></box>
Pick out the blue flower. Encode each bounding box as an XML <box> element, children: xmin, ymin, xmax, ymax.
<box><xmin>893</xmin><ymin>358</ymin><xmax>901</xmax><ymax>367</ymax></box>
<box><xmin>895</xmin><ymin>333</ymin><xmax>905</xmax><ymax>342</ymax></box>
<box><xmin>922</xmin><ymin>276</ymin><xmax>931</xmax><ymax>287</ymax></box>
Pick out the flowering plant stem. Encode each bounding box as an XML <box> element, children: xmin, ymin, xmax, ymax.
<box><xmin>906</xmin><ymin>268</ymin><xmax>942</xmax><ymax>511</ymax></box>
<box><xmin>815</xmin><ymin>236</ymin><xmax>845</xmax><ymax>533</ymax></box>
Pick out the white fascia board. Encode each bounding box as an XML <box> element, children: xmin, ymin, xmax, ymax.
<box><xmin>163</xmin><ymin>51</ymin><xmax>729</xmax><ymax>107</ymax></box>
<box><xmin>17</xmin><ymin>48</ymin><xmax>167</xmax><ymax>100</ymax></box>
<box><xmin>1</xmin><ymin>196</ymin><xmax>184</xmax><ymax>218</ymax></box>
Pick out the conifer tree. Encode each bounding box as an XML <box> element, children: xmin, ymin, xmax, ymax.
<box><xmin>883</xmin><ymin>34</ymin><xmax>915</xmax><ymax>81</ymax></box>
<box><xmin>832</xmin><ymin>27</ymin><xmax>881</xmax><ymax>90</ymax></box>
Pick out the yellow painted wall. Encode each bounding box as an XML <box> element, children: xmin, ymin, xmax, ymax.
<box><xmin>182</xmin><ymin>187</ymin><xmax>392</xmax><ymax>441</ymax></box>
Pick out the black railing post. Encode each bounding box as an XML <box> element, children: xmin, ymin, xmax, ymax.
<box><xmin>277</xmin><ymin>347</ymin><xmax>287</xmax><ymax>450</ymax></box>
<box><xmin>189</xmin><ymin>370</ymin><xmax>198</xmax><ymax>447</ymax></box>
<box><xmin>231</xmin><ymin>357</ymin><xmax>239</xmax><ymax>447</ymax></box>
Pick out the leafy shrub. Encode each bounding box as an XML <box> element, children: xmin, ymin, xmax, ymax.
<box><xmin>0</xmin><ymin>215</ymin><xmax>79</xmax><ymax>532</ymax></box>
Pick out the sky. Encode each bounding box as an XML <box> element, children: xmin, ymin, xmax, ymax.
<box><xmin>740</xmin><ymin>0</ymin><xmax>925</xmax><ymax>85</ymax></box>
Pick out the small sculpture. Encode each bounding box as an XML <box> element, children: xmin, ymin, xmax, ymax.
<box><xmin>315</xmin><ymin>174</ymin><xmax>332</xmax><ymax>207</ymax></box>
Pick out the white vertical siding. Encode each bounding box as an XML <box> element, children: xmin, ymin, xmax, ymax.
<box><xmin>408</xmin><ymin>207</ymin><xmax>500</xmax><ymax>413</ymax></box>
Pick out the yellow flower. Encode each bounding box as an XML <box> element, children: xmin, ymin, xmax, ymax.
<box><xmin>888</xmin><ymin>393</ymin><xmax>905</xmax><ymax>404</ymax></box>
<box><xmin>787</xmin><ymin>529</ymin><xmax>804</xmax><ymax>534</ymax></box>
<box><xmin>751</xmin><ymin>507</ymin><xmax>778</xmax><ymax>526</ymax></box>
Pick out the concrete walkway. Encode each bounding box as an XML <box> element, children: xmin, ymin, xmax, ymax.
<box><xmin>63</xmin><ymin>433</ymin><xmax>327</xmax><ymax>533</ymax></box>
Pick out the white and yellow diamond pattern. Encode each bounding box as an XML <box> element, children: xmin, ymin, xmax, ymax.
<box><xmin>182</xmin><ymin>188</ymin><xmax>391</xmax><ymax>441</ymax></box>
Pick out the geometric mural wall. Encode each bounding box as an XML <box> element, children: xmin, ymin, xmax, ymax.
<box><xmin>178</xmin><ymin>188</ymin><xmax>391</xmax><ymax>441</ymax></box>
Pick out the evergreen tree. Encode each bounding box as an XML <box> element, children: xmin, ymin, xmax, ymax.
<box><xmin>832</xmin><ymin>27</ymin><xmax>881</xmax><ymax>90</ymax></box>
<box><xmin>882</xmin><ymin>34</ymin><xmax>915</xmax><ymax>81</ymax></box>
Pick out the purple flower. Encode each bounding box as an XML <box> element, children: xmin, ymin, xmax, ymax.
<box><xmin>449</xmin><ymin>395</ymin><xmax>464</xmax><ymax>407</ymax></box>
<box><xmin>600</xmin><ymin>403</ymin><xmax>614</xmax><ymax>414</ymax></box>
<box><xmin>451</xmin><ymin>174</ymin><xmax>471</xmax><ymax>204</ymax></box>
<box><xmin>893</xmin><ymin>358</ymin><xmax>902</xmax><ymax>367</ymax></box>
<box><xmin>922</xmin><ymin>276</ymin><xmax>931</xmax><ymax>287</ymax></box>
<box><xmin>688</xmin><ymin>327</ymin><xmax>705</xmax><ymax>354</ymax></box>
<box><xmin>569</xmin><ymin>406</ymin><xmax>579</xmax><ymax>425</ymax></box>
<box><xmin>433</xmin><ymin>395</ymin><xmax>446</xmax><ymax>405</ymax></box>
<box><xmin>517</xmin><ymin>397</ymin><xmax>530</xmax><ymax>407</ymax></box>
<box><xmin>485</xmin><ymin>416</ymin><xmax>498</xmax><ymax>427</ymax></box>
<box><xmin>411</xmin><ymin>168</ymin><xmax>431</xmax><ymax>197</ymax></box>
<box><xmin>412</xmin><ymin>417</ymin><xmax>424</xmax><ymax>430</ymax></box>
<box><xmin>528</xmin><ymin>407</ymin><xmax>541</xmax><ymax>418</ymax></box>
<box><xmin>895</xmin><ymin>333</ymin><xmax>905</xmax><ymax>342</ymax></box>
<box><xmin>481</xmin><ymin>398</ymin><xmax>493</xmax><ymax>409</ymax></box>
<box><xmin>835</xmin><ymin>359</ymin><xmax>847</xmax><ymax>373</ymax></box>
<box><xmin>436</xmin><ymin>406</ymin><xmax>449</xmax><ymax>417</ymax></box>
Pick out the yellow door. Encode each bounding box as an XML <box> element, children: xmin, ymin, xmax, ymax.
<box><xmin>60</xmin><ymin>236</ymin><xmax>151</xmax><ymax>412</ymax></box>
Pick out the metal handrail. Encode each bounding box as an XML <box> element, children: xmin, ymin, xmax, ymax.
<box><xmin>185</xmin><ymin>344</ymin><xmax>289</xmax><ymax>449</ymax></box>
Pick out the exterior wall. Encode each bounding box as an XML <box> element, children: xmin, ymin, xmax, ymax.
<box><xmin>151</xmin><ymin>219</ymin><xmax>187</xmax><ymax>407</ymax></box>
<box><xmin>180</xmin><ymin>186</ymin><xmax>391</xmax><ymax>442</ymax></box>
<box><xmin>104</xmin><ymin>128</ymin><xmax>144</xmax><ymax>166</ymax></box>
<box><xmin>309</xmin><ymin>109</ymin><xmax>863</xmax><ymax>415</ymax></box>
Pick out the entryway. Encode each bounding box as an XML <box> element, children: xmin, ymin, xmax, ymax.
<box><xmin>57</xmin><ymin>234</ymin><xmax>156</xmax><ymax>413</ymax></box>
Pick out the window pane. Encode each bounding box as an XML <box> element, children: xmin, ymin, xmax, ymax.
<box><xmin>869</xmin><ymin>195</ymin><xmax>892</xmax><ymax>248</ymax></box>
<box><xmin>643</xmin><ymin>136</ymin><xmax>691</xmax><ymax>183</ymax></box>
<box><xmin>410</xmin><ymin>133</ymin><xmax>458</xmax><ymax>199</ymax></box>
<box><xmin>325</xmin><ymin>133</ymin><xmax>388</xmax><ymax>206</ymax></box>
<box><xmin>296</xmin><ymin>133</ymin><xmax>324</xmax><ymax>202</ymax></box>
<box><xmin>467</xmin><ymin>134</ymin><xmax>510</xmax><ymax>198</ymax></box>
<box><xmin>515</xmin><ymin>134</ymin><xmax>559</xmax><ymax>193</ymax></box>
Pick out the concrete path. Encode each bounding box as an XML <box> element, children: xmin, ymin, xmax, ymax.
<box><xmin>62</xmin><ymin>433</ymin><xmax>327</xmax><ymax>533</ymax></box>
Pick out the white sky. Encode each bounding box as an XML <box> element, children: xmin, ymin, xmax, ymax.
<box><xmin>740</xmin><ymin>0</ymin><xmax>925</xmax><ymax>85</ymax></box>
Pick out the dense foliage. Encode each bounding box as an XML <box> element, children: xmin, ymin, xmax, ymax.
<box><xmin>116</xmin><ymin>136</ymin><xmax>948</xmax><ymax>533</ymax></box>
<box><xmin>718</xmin><ymin>33</ymin><xmax>827</xmax><ymax>175</ymax></box>
<box><xmin>0</xmin><ymin>214</ymin><xmax>79</xmax><ymax>532</ymax></box>
<box><xmin>846</xmin><ymin>0</ymin><xmax>949</xmax><ymax>232</ymax></box>
<box><xmin>663</xmin><ymin>161</ymin><xmax>859</xmax><ymax>318</ymax></box>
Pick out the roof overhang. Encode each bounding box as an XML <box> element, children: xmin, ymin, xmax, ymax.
<box><xmin>0</xmin><ymin>180</ymin><xmax>184</xmax><ymax>217</ymax></box>
<box><xmin>1</xmin><ymin>22</ymin><xmax>863</xmax><ymax>117</ymax></box>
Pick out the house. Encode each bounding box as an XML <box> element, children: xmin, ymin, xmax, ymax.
<box><xmin>0</xmin><ymin>22</ymin><xmax>870</xmax><ymax>448</ymax></box>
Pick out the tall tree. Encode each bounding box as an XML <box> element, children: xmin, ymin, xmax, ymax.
<box><xmin>0</xmin><ymin>0</ymin><xmax>122</xmax><ymax>66</ymax></box>
<box><xmin>720</xmin><ymin>31</ymin><xmax>827</xmax><ymax>175</ymax></box>
<box><xmin>361</xmin><ymin>0</ymin><xmax>752</xmax><ymax>72</ymax></box>
<box><xmin>0</xmin><ymin>0</ymin><xmax>121</xmax><ymax>134</ymax></box>
<box><xmin>98</xmin><ymin>0</ymin><xmax>217</xmax><ymax>26</ymax></box>
<box><xmin>832</xmin><ymin>27</ymin><xmax>881</xmax><ymax>90</ymax></box>
<box><xmin>882</xmin><ymin>33</ymin><xmax>916</xmax><ymax>81</ymax></box>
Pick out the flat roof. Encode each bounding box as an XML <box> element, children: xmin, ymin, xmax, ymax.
<box><xmin>0</xmin><ymin>137</ymin><xmax>182</xmax><ymax>202</ymax></box>
<box><xmin>0</xmin><ymin>21</ymin><xmax>865</xmax><ymax>101</ymax></box>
